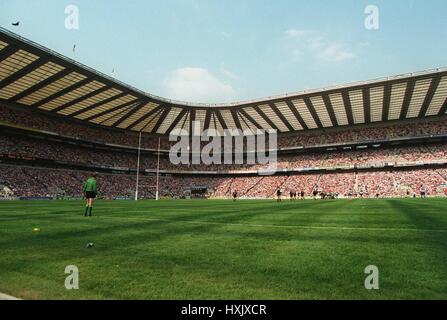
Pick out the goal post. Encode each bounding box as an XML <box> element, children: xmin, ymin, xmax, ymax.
<box><xmin>155</xmin><ymin>136</ymin><xmax>161</xmax><ymax>201</ymax></box>
<box><xmin>135</xmin><ymin>131</ymin><xmax>142</xmax><ymax>201</ymax></box>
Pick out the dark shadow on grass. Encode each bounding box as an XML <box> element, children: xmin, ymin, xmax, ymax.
<box><xmin>387</xmin><ymin>199</ymin><xmax>447</xmax><ymax>292</ymax></box>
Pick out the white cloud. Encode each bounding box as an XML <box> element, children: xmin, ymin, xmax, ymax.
<box><xmin>318</xmin><ymin>44</ymin><xmax>355</xmax><ymax>62</ymax></box>
<box><xmin>285</xmin><ymin>28</ymin><xmax>355</xmax><ymax>63</ymax></box>
<box><xmin>164</xmin><ymin>67</ymin><xmax>235</xmax><ymax>103</ymax></box>
<box><xmin>220</xmin><ymin>62</ymin><xmax>239</xmax><ymax>80</ymax></box>
<box><xmin>308</xmin><ymin>36</ymin><xmax>325</xmax><ymax>50</ymax></box>
<box><xmin>285</xmin><ymin>29</ymin><xmax>311</xmax><ymax>38</ymax></box>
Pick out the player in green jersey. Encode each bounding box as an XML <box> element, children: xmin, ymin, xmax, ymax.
<box><xmin>83</xmin><ymin>174</ymin><xmax>98</xmax><ymax>217</ymax></box>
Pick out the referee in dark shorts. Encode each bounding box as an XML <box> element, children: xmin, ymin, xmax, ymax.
<box><xmin>83</xmin><ymin>174</ymin><xmax>98</xmax><ymax>217</ymax></box>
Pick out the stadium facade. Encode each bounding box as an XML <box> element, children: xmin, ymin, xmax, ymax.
<box><xmin>0</xmin><ymin>27</ymin><xmax>447</xmax><ymax>200</ymax></box>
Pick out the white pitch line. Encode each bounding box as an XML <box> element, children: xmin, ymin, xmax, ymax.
<box><xmin>98</xmin><ymin>215</ymin><xmax>447</xmax><ymax>234</ymax></box>
<box><xmin>0</xmin><ymin>292</ymin><xmax>20</xmax><ymax>300</ymax></box>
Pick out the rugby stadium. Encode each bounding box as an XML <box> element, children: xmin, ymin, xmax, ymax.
<box><xmin>0</xmin><ymin>19</ymin><xmax>447</xmax><ymax>301</ymax></box>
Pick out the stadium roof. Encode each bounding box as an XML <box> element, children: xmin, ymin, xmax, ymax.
<box><xmin>0</xmin><ymin>27</ymin><xmax>447</xmax><ymax>136</ymax></box>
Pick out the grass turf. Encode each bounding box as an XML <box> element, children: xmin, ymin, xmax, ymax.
<box><xmin>0</xmin><ymin>198</ymin><xmax>446</xmax><ymax>300</ymax></box>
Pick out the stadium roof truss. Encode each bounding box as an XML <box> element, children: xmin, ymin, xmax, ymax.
<box><xmin>0</xmin><ymin>28</ymin><xmax>447</xmax><ymax>136</ymax></box>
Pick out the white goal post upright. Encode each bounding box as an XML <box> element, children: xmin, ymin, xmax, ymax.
<box><xmin>135</xmin><ymin>131</ymin><xmax>142</xmax><ymax>201</ymax></box>
<box><xmin>155</xmin><ymin>136</ymin><xmax>161</xmax><ymax>201</ymax></box>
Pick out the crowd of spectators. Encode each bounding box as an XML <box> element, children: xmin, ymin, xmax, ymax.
<box><xmin>278</xmin><ymin>121</ymin><xmax>447</xmax><ymax>148</ymax></box>
<box><xmin>1</xmin><ymin>133</ymin><xmax>446</xmax><ymax>173</ymax></box>
<box><xmin>2</xmin><ymin>104</ymin><xmax>447</xmax><ymax>151</ymax></box>
<box><xmin>2</xmin><ymin>165</ymin><xmax>446</xmax><ymax>199</ymax></box>
<box><xmin>214</xmin><ymin>169</ymin><xmax>447</xmax><ymax>199</ymax></box>
<box><xmin>0</xmin><ymin>106</ymin><xmax>169</xmax><ymax>149</ymax></box>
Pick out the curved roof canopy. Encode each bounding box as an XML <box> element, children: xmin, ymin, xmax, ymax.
<box><xmin>0</xmin><ymin>27</ymin><xmax>447</xmax><ymax>136</ymax></box>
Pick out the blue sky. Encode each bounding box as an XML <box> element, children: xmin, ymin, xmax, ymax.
<box><xmin>1</xmin><ymin>0</ymin><xmax>446</xmax><ymax>103</ymax></box>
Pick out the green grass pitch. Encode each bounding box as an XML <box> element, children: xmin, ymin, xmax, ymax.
<box><xmin>1</xmin><ymin>198</ymin><xmax>447</xmax><ymax>300</ymax></box>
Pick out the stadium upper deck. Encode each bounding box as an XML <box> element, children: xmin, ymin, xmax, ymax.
<box><xmin>0</xmin><ymin>27</ymin><xmax>447</xmax><ymax>137</ymax></box>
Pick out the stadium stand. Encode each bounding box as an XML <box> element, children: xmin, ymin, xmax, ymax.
<box><xmin>1</xmin><ymin>108</ymin><xmax>447</xmax><ymax>199</ymax></box>
<box><xmin>1</xmin><ymin>163</ymin><xmax>447</xmax><ymax>199</ymax></box>
<box><xmin>1</xmin><ymin>28</ymin><xmax>447</xmax><ymax>200</ymax></box>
